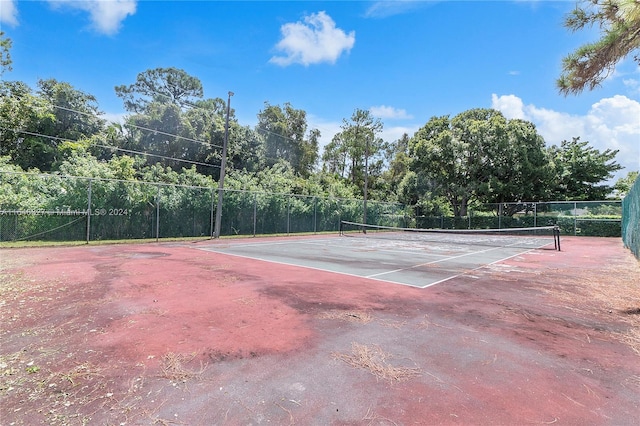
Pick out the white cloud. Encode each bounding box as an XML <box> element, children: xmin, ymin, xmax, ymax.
<box><xmin>0</xmin><ymin>0</ymin><xmax>19</xmax><ymax>27</ymax></box>
<box><xmin>370</xmin><ymin>105</ymin><xmax>413</xmax><ymax>120</ymax></box>
<box><xmin>490</xmin><ymin>94</ymin><xmax>525</xmax><ymax>119</ymax></box>
<box><xmin>623</xmin><ymin>78</ymin><xmax>640</xmax><ymax>95</ymax></box>
<box><xmin>381</xmin><ymin>125</ymin><xmax>418</xmax><ymax>144</ymax></box>
<box><xmin>270</xmin><ymin>11</ymin><xmax>355</xmax><ymax>67</ymax></box>
<box><xmin>492</xmin><ymin>93</ymin><xmax>640</xmax><ymax>181</ymax></box>
<box><xmin>47</xmin><ymin>0</ymin><xmax>137</xmax><ymax>35</ymax></box>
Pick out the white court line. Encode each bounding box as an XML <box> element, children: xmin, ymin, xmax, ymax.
<box><xmin>366</xmin><ymin>244</ymin><xmax>509</xmax><ymax>278</ymax></box>
<box><xmin>194</xmin><ymin>248</ymin><xmax>423</xmax><ymax>288</ymax></box>
<box><xmin>201</xmin><ymin>237</ymin><xmax>452</xmax><ymax>259</ymax></box>
<box><xmin>419</xmin><ymin>245</ymin><xmax>545</xmax><ymax>288</ymax></box>
<box><xmin>367</xmin><ymin>240</ymin><xmax>552</xmax><ymax>288</ymax></box>
<box><xmin>202</xmin><ymin>237</ymin><xmax>338</xmax><ymax>249</ymax></box>
<box><xmin>196</xmin><ymin>237</ymin><xmax>554</xmax><ymax>289</ymax></box>
<box><xmin>365</xmin><ymin>240</ymin><xmax>552</xmax><ymax>278</ymax></box>
<box><xmin>295</xmin><ymin>239</ymin><xmax>452</xmax><ymax>258</ymax></box>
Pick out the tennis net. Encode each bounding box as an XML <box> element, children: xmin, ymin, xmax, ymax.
<box><xmin>339</xmin><ymin>221</ymin><xmax>561</xmax><ymax>251</ymax></box>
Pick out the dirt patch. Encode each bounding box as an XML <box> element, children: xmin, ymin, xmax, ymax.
<box><xmin>1</xmin><ymin>236</ymin><xmax>639</xmax><ymax>424</ymax></box>
<box><xmin>318</xmin><ymin>310</ymin><xmax>373</xmax><ymax>324</ymax></box>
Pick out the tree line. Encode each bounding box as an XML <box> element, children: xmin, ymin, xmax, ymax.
<box><xmin>0</xmin><ymin>32</ymin><xmax>636</xmax><ymax>220</ymax></box>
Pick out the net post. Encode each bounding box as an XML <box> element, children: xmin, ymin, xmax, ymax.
<box><xmin>554</xmin><ymin>225</ymin><xmax>561</xmax><ymax>251</ymax></box>
<box><xmin>339</xmin><ymin>220</ymin><xmax>343</xmax><ymax>236</ymax></box>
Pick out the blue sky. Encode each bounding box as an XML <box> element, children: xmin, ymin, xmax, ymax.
<box><xmin>1</xmin><ymin>0</ymin><xmax>639</xmax><ymax>181</ymax></box>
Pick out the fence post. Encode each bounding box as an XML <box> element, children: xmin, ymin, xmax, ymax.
<box><xmin>534</xmin><ymin>202</ymin><xmax>537</xmax><ymax>228</ymax></box>
<box><xmin>210</xmin><ymin>187</ymin><xmax>215</xmax><ymax>239</ymax></box>
<box><xmin>156</xmin><ymin>186</ymin><xmax>160</xmax><ymax>242</ymax></box>
<box><xmin>253</xmin><ymin>192</ymin><xmax>257</xmax><ymax>237</ymax></box>
<box><xmin>314</xmin><ymin>196</ymin><xmax>317</xmax><ymax>234</ymax></box>
<box><xmin>86</xmin><ymin>179</ymin><xmax>92</xmax><ymax>244</ymax></box>
<box><xmin>574</xmin><ymin>201</ymin><xmax>577</xmax><ymax>236</ymax></box>
<box><xmin>287</xmin><ymin>195</ymin><xmax>291</xmax><ymax>235</ymax></box>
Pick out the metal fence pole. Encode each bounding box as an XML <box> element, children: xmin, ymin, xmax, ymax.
<box><xmin>314</xmin><ymin>197</ymin><xmax>317</xmax><ymax>234</ymax></box>
<box><xmin>210</xmin><ymin>187</ymin><xmax>215</xmax><ymax>239</ymax></box>
<box><xmin>156</xmin><ymin>186</ymin><xmax>160</xmax><ymax>242</ymax></box>
<box><xmin>253</xmin><ymin>192</ymin><xmax>257</xmax><ymax>237</ymax></box>
<box><xmin>86</xmin><ymin>179</ymin><xmax>92</xmax><ymax>244</ymax></box>
<box><xmin>574</xmin><ymin>201</ymin><xmax>577</xmax><ymax>236</ymax></box>
<box><xmin>287</xmin><ymin>195</ymin><xmax>291</xmax><ymax>235</ymax></box>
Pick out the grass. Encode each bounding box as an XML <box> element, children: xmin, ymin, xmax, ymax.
<box><xmin>318</xmin><ymin>310</ymin><xmax>373</xmax><ymax>324</ymax></box>
<box><xmin>537</xmin><ymin>255</ymin><xmax>640</xmax><ymax>355</ymax></box>
<box><xmin>159</xmin><ymin>353</ymin><xmax>205</xmax><ymax>383</ymax></box>
<box><xmin>0</xmin><ymin>230</ymin><xmax>340</xmax><ymax>248</ymax></box>
<box><xmin>332</xmin><ymin>343</ymin><xmax>421</xmax><ymax>383</ymax></box>
<box><xmin>0</xmin><ymin>236</ymin><xmax>212</xmax><ymax>249</ymax></box>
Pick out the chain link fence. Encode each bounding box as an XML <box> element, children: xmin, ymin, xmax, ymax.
<box><xmin>1</xmin><ymin>171</ymin><xmax>623</xmax><ymax>244</ymax></box>
<box><xmin>622</xmin><ymin>176</ymin><xmax>639</xmax><ymax>259</ymax></box>
<box><xmin>0</xmin><ymin>172</ymin><xmax>407</xmax><ymax>243</ymax></box>
<box><xmin>415</xmin><ymin>200</ymin><xmax>622</xmax><ymax>237</ymax></box>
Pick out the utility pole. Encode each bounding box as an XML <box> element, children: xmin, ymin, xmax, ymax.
<box><xmin>213</xmin><ymin>91</ymin><xmax>233</xmax><ymax>238</ymax></box>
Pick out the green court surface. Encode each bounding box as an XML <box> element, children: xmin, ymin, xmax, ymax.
<box><xmin>196</xmin><ymin>232</ymin><xmax>558</xmax><ymax>288</ymax></box>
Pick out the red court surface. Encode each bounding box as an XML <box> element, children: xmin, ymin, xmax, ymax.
<box><xmin>1</xmin><ymin>235</ymin><xmax>639</xmax><ymax>425</ymax></box>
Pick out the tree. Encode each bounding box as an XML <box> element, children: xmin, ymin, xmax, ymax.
<box><xmin>548</xmin><ymin>137</ymin><xmax>622</xmax><ymax>200</ymax></box>
<box><xmin>613</xmin><ymin>170</ymin><xmax>639</xmax><ymax>198</ymax></box>
<box><xmin>256</xmin><ymin>102</ymin><xmax>319</xmax><ymax>177</ymax></box>
<box><xmin>0</xmin><ymin>78</ymin><xmax>106</xmax><ymax>171</ymax></box>
<box><xmin>379</xmin><ymin>133</ymin><xmax>411</xmax><ymax>201</ymax></box>
<box><xmin>409</xmin><ymin>109</ymin><xmax>552</xmax><ymax>216</ymax></box>
<box><xmin>321</xmin><ymin>133</ymin><xmax>349</xmax><ymax>177</ymax></box>
<box><xmin>477</xmin><ymin>118</ymin><xmax>553</xmax><ymax>206</ymax></box>
<box><xmin>558</xmin><ymin>0</ymin><xmax>640</xmax><ymax>95</ymax></box>
<box><xmin>113</xmin><ymin>69</ymin><xmax>234</xmax><ymax>176</ymax></box>
<box><xmin>1</xmin><ymin>31</ymin><xmax>12</xmax><ymax>75</ymax></box>
<box><xmin>37</xmin><ymin>78</ymin><xmax>105</xmax><ymax>143</ymax></box>
<box><xmin>325</xmin><ymin>109</ymin><xmax>384</xmax><ymax>190</ymax></box>
<box><xmin>225</xmin><ymin>124</ymin><xmax>266</xmax><ymax>173</ymax></box>
<box><xmin>0</xmin><ymin>81</ymin><xmax>55</xmax><ymax>170</ymax></box>
<box><xmin>115</xmin><ymin>67</ymin><xmax>204</xmax><ymax>113</ymax></box>
<box><xmin>0</xmin><ymin>156</ymin><xmax>63</xmax><ymax>212</ymax></box>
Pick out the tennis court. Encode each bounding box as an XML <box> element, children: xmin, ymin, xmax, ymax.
<box><xmin>196</xmin><ymin>223</ymin><xmax>560</xmax><ymax>288</ymax></box>
<box><xmin>1</xmin><ymin>232</ymin><xmax>639</xmax><ymax>425</ymax></box>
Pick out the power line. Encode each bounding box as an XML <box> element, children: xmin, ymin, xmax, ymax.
<box><xmin>2</xmin><ymin>128</ymin><xmax>221</xmax><ymax>169</ymax></box>
<box><xmin>6</xmin><ymin>91</ymin><xmax>319</xmax><ymax>153</ymax></box>
<box><xmin>0</xmin><ymin>92</ymin><xmax>224</xmax><ymax>150</ymax></box>
<box><xmin>94</xmin><ymin>144</ymin><xmax>220</xmax><ymax>169</ymax></box>
<box><xmin>4</xmin><ymin>92</ymin><xmax>324</xmax><ymax>168</ymax></box>
<box><xmin>51</xmin><ymin>104</ymin><xmax>224</xmax><ymax>150</ymax></box>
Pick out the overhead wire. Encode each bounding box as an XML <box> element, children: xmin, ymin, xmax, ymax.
<box><xmin>4</xmin><ymin>89</ymin><xmax>322</xmax><ymax>168</ymax></box>
<box><xmin>51</xmin><ymin>104</ymin><xmax>224</xmax><ymax>150</ymax></box>
<box><xmin>1</xmin><ymin>127</ymin><xmax>221</xmax><ymax>169</ymax></box>
<box><xmin>142</xmin><ymin>89</ymin><xmax>316</xmax><ymax>149</ymax></box>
